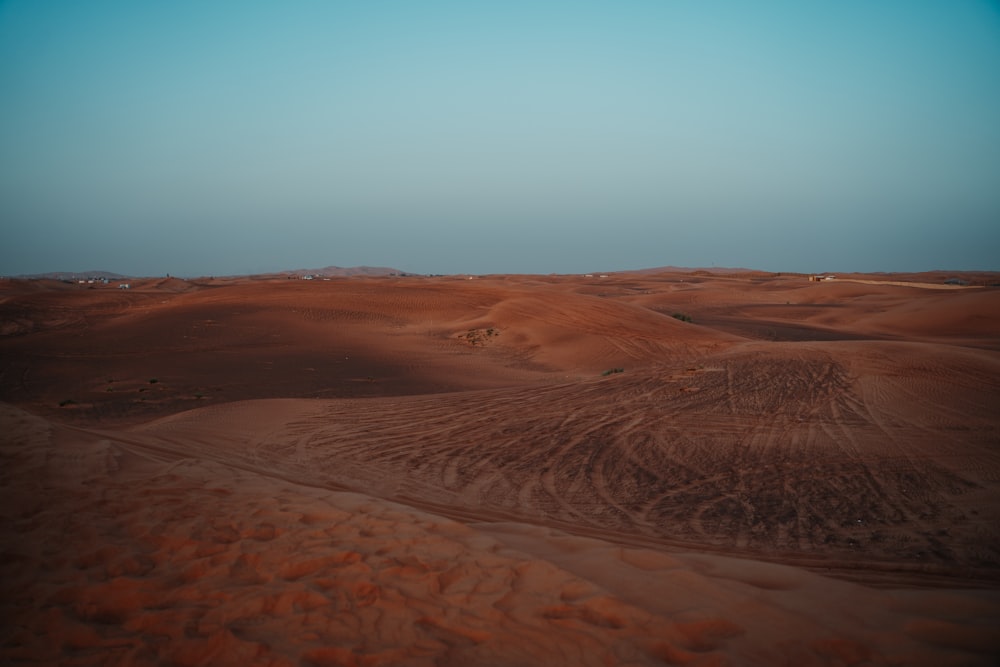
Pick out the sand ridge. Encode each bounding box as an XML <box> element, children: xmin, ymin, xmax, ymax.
<box><xmin>107</xmin><ymin>340</ymin><xmax>998</xmax><ymax>585</ymax></box>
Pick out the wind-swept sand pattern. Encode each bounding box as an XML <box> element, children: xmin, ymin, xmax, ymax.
<box><xmin>2</xmin><ymin>271</ymin><xmax>999</xmax><ymax>665</ymax></box>
<box><xmin>4</xmin><ymin>403</ymin><xmax>1000</xmax><ymax>666</ymax></box>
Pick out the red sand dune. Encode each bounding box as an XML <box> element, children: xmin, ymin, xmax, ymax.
<box><xmin>1</xmin><ymin>271</ymin><xmax>999</xmax><ymax>665</ymax></box>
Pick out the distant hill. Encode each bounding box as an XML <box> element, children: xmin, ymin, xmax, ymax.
<box><xmin>11</xmin><ymin>266</ymin><xmax>411</xmax><ymax>280</ymax></box>
<box><xmin>277</xmin><ymin>266</ymin><xmax>410</xmax><ymax>278</ymax></box>
<box><xmin>13</xmin><ymin>270</ymin><xmax>128</xmax><ymax>281</ymax></box>
<box><xmin>628</xmin><ymin>265</ymin><xmax>759</xmax><ymax>276</ymax></box>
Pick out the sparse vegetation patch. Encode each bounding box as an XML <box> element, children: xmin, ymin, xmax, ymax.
<box><xmin>460</xmin><ymin>327</ymin><xmax>499</xmax><ymax>347</ymax></box>
<box><xmin>671</xmin><ymin>312</ymin><xmax>693</xmax><ymax>323</ymax></box>
<box><xmin>602</xmin><ymin>368</ymin><xmax>625</xmax><ymax>376</ymax></box>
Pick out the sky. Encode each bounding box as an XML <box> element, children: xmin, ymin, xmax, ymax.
<box><xmin>2</xmin><ymin>1</ymin><xmax>999</xmax><ymax>276</ymax></box>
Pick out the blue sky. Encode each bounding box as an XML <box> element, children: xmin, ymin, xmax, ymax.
<box><xmin>2</xmin><ymin>1</ymin><xmax>999</xmax><ymax>276</ymax></box>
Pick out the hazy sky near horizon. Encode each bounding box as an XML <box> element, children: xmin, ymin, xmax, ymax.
<box><xmin>2</xmin><ymin>1</ymin><xmax>999</xmax><ymax>276</ymax></box>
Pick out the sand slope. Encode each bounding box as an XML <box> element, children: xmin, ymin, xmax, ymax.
<box><xmin>2</xmin><ymin>271</ymin><xmax>999</xmax><ymax>665</ymax></box>
<box><xmin>3</xmin><ymin>402</ymin><xmax>999</xmax><ymax>666</ymax></box>
<box><xmin>104</xmin><ymin>339</ymin><xmax>998</xmax><ymax>584</ymax></box>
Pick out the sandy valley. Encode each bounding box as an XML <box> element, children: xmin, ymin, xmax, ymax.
<box><xmin>1</xmin><ymin>269</ymin><xmax>998</xmax><ymax>666</ymax></box>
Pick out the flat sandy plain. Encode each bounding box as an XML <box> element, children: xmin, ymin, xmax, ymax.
<box><xmin>1</xmin><ymin>269</ymin><xmax>999</xmax><ymax>666</ymax></box>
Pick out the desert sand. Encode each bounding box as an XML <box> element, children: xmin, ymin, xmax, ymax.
<box><xmin>1</xmin><ymin>270</ymin><xmax>999</xmax><ymax>666</ymax></box>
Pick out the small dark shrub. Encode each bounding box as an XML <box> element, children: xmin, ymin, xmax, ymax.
<box><xmin>462</xmin><ymin>328</ymin><xmax>499</xmax><ymax>347</ymax></box>
<box><xmin>671</xmin><ymin>312</ymin><xmax>693</xmax><ymax>323</ymax></box>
